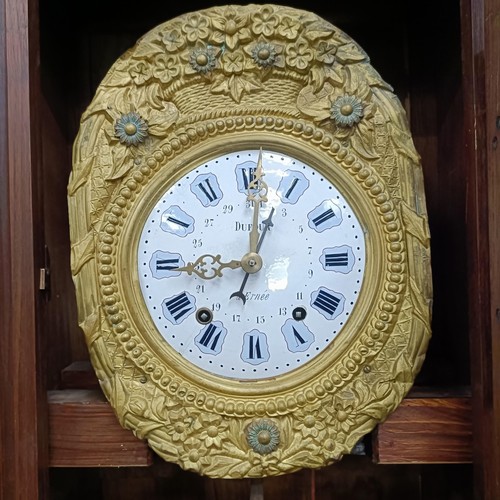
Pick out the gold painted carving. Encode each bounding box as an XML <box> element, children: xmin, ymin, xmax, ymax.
<box><xmin>69</xmin><ymin>4</ymin><xmax>432</xmax><ymax>478</ymax></box>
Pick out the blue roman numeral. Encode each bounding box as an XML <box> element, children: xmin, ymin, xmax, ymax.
<box><xmin>248</xmin><ymin>335</ymin><xmax>262</xmax><ymax>359</ymax></box>
<box><xmin>242</xmin><ymin>167</ymin><xmax>256</xmax><ymax>190</ymax></box>
<box><xmin>198</xmin><ymin>178</ymin><xmax>218</xmax><ymax>203</ymax></box>
<box><xmin>284</xmin><ymin>178</ymin><xmax>299</xmax><ymax>199</ymax></box>
<box><xmin>312</xmin><ymin>208</ymin><xmax>336</xmax><ymax>227</ymax></box>
<box><xmin>167</xmin><ymin>216</ymin><xmax>190</xmax><ymax>228</ymax></box>
<box><xmin>325</xmin><ymin>252</ymin><xmax>348</xmax><ymax>267</ymax></box>
<box><xmin>198</xmin><ymin>324</ymin><xmax>221</xmax><ymax>351</ymax></box>
<box><xmin>156</xmin><ymin>258</ymin><xmax>180</xmax><ymax>271</ymax></box>
<box><xmin>165</xmin><ymin>292</ymin><xmax>192</xmax><ymax>322</ymax></box>
<box><xmin>313</xmin><ymin>290</ymin><xmax>340</xmax><ymax>316</ymax></box>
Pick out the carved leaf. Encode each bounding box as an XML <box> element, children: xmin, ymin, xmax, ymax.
<box><xmin>387</xmin><ymin>122</ymin><xmax>420</xmax><ymax>163</ymax></box>
<box><xmin>350</xmin><ymin>132</ymin><xmax>380</xmax><ymax>160</ymax></box>
<box><xmin>107</xmin><ymin>145</ymin><xmax>134</xmax><ymax>181</ymax></box>
<box><xmin>102</xmin><ymin>69</ymin><xmax>133</xmax><ymax>88</ymax></box>
<box><xmin>133</xmin><ymin>82</ymin><xmax>164</xmax><ymax>110</ymax></box>
<box><xmin>304</xmin><ymin>21</ymin><xmax>335</xmax><ymax>41</ymax></box>
<box><xmin>148</xmin><ymin>103</ymin><xmax>180</xmax><ymax>137</ymax></box>
<box><xmin>323</xmin><ymin>64</ymin><xmax>344</xmax><ymax>86</ymax></box>
<box><xmin>71</xmin><ymin>231</ymin><xmax>95</xmax><ymax>275</ymax></box>
<box><xmin>336</xmin><ymin>43</ymin><xmax>367</xmax><ymax>64</ymax></box>
<box><xmin>68</xmin><ymin>155</ymin><xmax>94</xmax><ymax>196</ymax></box>
<box><xmin>132</xmin><ymin>41</ymin><xmax>164</xmax><ymax>60</ymax></box>
<box><xmin>284</xmin><ymin>449</ymin><xmax>325</xmax><ymax>468</ymax></box>
<box><xmin>401</xmin><ymin>202</ymin><xmax>431</xmax><ymax>245</ymax></box>
<box><xmin>296</xmin><ymin>84</ymin><xmax>332</xmax><ymax>121</ymax></box>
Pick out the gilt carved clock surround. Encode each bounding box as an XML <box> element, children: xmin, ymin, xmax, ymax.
<box><xmin>69</xmin><ymin>4</ymin><xmax>432</xmax><ymax>478</ymax></box>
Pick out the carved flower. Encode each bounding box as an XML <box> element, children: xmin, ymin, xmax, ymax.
<box><xmin>331</xmin><ymin>95</ymin><xmax>364</xmax><ymax>127</ymax></box>
<box><xmin>251</xmin><ymin>6</ymin><xmax>279</xmax><ymax>37</ymax></box>
<box><xmin>249</xmin><ymin>42</ymin><xmax>282</xmax><ymax>68</ymax></box>
<box><xmin>182</xmin><ymin>13</ymin><xmax>210</xmax><ymax>43</ymax></box>
<box><xmin>332</xmin><ymin>400</ymin><xmax>356</xmax><ymax>433</ymax></box>
<box><xmin>161</xmin><ymin>28</ymin><xmax>185</xmax><ymax>53</ymax></box>
<box><xmin>188</xmin><ymin>46</ymin><xmax>218</xmax><ymax>75</ymax></box>
<box><xmin>167</xmin><ymin>409</ymin><xmax>193</xmax><ymax>442</ymax></box>
<box><xmin>285</xmin><ymin>39</ymin><xmax>314</xmax><ymax>71</ymax></box>
<box><xmin>129</xmin><ymin>60</ymin><xmax>152</xmax><ymax>86</ymax></box>
<box><xmin>179</xmin><ymin>437</ymin><xmax>211</xmax><ymax>473</ymax></box>
<box><xmin>316</xmin><ymin>41</ymin><xmax>337</xmax><ymax>65</ymax></box>
<box><xmin>115</xmin><ymin>112</ymin><xmax>148</xmax><ymax>146</ymax></box>
<box><xmin>295</xmin><ymin>406</ymin><xmax>328</xmax><ymax>439</ymax></box>
<box><xmin>221</xmin><ymin>51</ymin><xmax>246</xmax><ymax>75</ymax></box>
<box><xmin>276</xmin><ymin>16</ymin><xmax>301</xmax><ymax>40</ymax></box>
<box><xmin>196</xmin><ymin>414</ymin><xmax>229</xmax><ymax>449</ymax></box>
<box><xmin>211</xmin><ymin>6</ymin><xmax>251</xmax><ymax>50</ymax></box>
<box><xmin>246</xmin><ymin>420</ymin><xmax>280</xmax><ymax>455</ymax></box>
<box><xmin>152</xmin><ymin>54</ymin><xmax>180</xmax><ymax>83</ymax></box>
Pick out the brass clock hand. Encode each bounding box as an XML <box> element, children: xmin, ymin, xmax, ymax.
<box><xmin>230</xmin><ymin>207</ymin><xmax>275</xmax><ymax>303</ymax></box>
<box><xmin>175</xmin><ymin>254</ymin><xmax>241</xmax><ymax>280</ymax></box>
<box><xmin>247</xmin><ymin>148</ymin><xmax>268</xmax><ymax>254</ymax></box>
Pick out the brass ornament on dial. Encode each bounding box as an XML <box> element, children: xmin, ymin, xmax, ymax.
<box><xmin>69</xmin><ymin>4</ymin><xmax>432</xmax><ymax>478</ymax></box>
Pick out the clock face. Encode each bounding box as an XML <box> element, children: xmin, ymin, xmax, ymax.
<box><xmin>137</xmin><ymin>149</ymin><xmax>366</xmax><ymax>380</ymax></box>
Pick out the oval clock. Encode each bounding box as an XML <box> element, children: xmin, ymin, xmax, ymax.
<box><xmin>69</xmin><ymin>4</ymin><xmax>432</xmax><ymax>478</ymax></box>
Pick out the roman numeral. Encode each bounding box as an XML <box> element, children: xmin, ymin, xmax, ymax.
<box><xmin>241</xmin><ymin>167</ymin><xmax>256</xmax><ymax>190</ymax></box>
<box><xmin>164</xmin><ymin>292</ymin><xmax>192</xmax><ymax>322</ymax></box>
<box><xmin>313</xmin><ymin>290</ymin><xmax>340</xmax><ymax>316</ymax></box>
<box><xmin>284</xmin><ymin>177</ymin><xmax>299</xmax><ymax>199</ymax></box>
<box><xmin>167</xmin><ymin>215</ymin><xmax>190</xmax><ymax>228</ymax></box>
<box><xmin>248</xmin><ymin>335</ymin><xmax>262</xmax><ymax>359</ymax></box>
<box><xmin>325</xmin><ymin>252</ymin><xmax>348</xmax><ymax>267</ymax></box>
<box><xmin>156</xmin><ymin>258</ymin><xmax>180</xmax><ymax>271</ymax></box>
<box><xmin>197</xmin><ymin>324</ymin><xmax>221</xmax><ymax>351</ymax></box>
<box><xmin>198</xmin><ymin>178</ymin><xmax>218</xmax><ymax>202</ymax></box>
<box><xmin>291</xmin><ymin>326</ymin><xmax>306</xmax><ymax>347</ymax></box>
<box><xmin>312</xmin><ymin>208</ymin><xmax>336</xmax><ymax>227</ymax></box>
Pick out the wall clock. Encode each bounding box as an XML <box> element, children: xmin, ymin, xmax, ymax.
<box><xmin>69</xmin><ymin>4</ymin><xmax>432</xmax><ymax>478</ymax></box>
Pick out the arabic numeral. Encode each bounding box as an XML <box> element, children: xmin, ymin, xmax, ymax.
<box><xmin>196</xmin><ymin>284</ymin><xmax>205</xmax><ymax>293</ymax></box>
<box><xmin>296</xmin><ymin>292</ymin><xmax>303</xmax><ymax>300</ymax></box>
<box><xmin>211</xmin><ymin>303</ymin><xmax>221</xmax><ymax>311</ymax></box>
<box><xmin>298</xmin><ymin>225</ymin><xmax>304</xmax><ymax>233</ymax></box>
<box><xmin>308</xmin><ymin>246</ymin><xmax>312</xmax><ymax>255</ymax></box>
<box><xmin>256</xmin><ymin>315</ymin><xmax>265</xmax><ymax>324</ymax></box>
<box><xmin>232</xmin><ymin>314</ymin><xmax>241</xmax><ymax>322</ymax></box>
<box><xmin>193</xmin><ymin>238</ymin><xmax>203</xmax><ymax>248</ymax></box>
<box><xmin>223</xmin><ymin>204</ymin><xmax>233</xmax><ymax>214</ymax></box>
<box><xmin>279</xmin><ymin>307</ymin><xmax>287</xmax><ymax>316</ymax></box>
<box><xmin>308</xmin><ymin>269</ymin><xmax>314</xmax><ymax>278</ymax></box>
<box><xmin>281</xmin><ymin>208</ymin><xmax>287</xmax><ymax>217</ymax></box>
<box><xmin>204</xmin><ymin>218</ymin><xmax>214</xmax><ymax>227</ymax></box>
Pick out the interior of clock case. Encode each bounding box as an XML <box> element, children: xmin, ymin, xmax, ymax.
<box><xmin>38</xmin><ymin>0</ymin><xmax>472</xmax><ymax>498</ymax></box>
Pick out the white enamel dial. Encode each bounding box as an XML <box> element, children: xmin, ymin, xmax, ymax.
<box><xmin>138</xmin><ymin>149</ymin><xmax>366</xmax><ymax>380</ymax></box>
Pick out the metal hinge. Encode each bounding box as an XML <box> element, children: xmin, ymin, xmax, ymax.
<box><xmin>39</xmin><ymin>245</ymin><xmax>50</xmax><ymax>292</ymax></box>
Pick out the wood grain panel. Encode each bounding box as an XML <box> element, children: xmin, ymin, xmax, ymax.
<box><xmin>49</xmin><ymin>390</ymin><xmax>153</xmax><ymax>467</ymax></box>
<box><xmin>0</xmin><ymin>0</ymin><xmax>48</xmax><ymax>498</ymax></box>
<box><xmin>373</xmin><ymin>398</ymin><xmax>472</xmax><ymax>464</ymax></box>
<box><xmin>48</xmin><ymin>388</ymin><xmax>472</xmax><ymax>468</ymax></box>
<box><xmin>461</xmin><ymin>0</ymin><xmax>500</xmax><ymax>497</ymax></box>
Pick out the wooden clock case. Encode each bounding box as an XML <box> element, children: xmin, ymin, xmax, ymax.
<box><xmin>0</xmin><ymin>0</ymin><xmax>498</xmax><ymax>498</ymax></box>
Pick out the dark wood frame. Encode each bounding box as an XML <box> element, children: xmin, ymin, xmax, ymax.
<box><xmin>0</xmin><ymin>0</ymin><xmax>48</xmax><ymax>498</ymax></box>
<box><xmin>0</xmin><ymin>0</ymin><xmax>498</xmax><ymax>498</ymax></box>
<box><xmin>461</xmin><ymin>0</ymin><xmax>500</xmax><ymax>498</ymax></box>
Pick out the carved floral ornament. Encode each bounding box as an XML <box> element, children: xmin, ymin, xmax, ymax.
<box><xmin>69</xmin><ymin>4</ymin><xmax>431</xmax><ymax>478</ymax></box>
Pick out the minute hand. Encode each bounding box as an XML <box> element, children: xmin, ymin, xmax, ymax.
<box><xmin>230</xmin><ymin>207</ymin><xmax>275</xmax><ymax>303</ymax></box>
<box><xmin>247</xmin><ymin>148</ymin><xmax>268</xmax><ymax>254</ymax></box>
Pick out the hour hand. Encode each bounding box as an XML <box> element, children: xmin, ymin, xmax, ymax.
<box><xmin>175</xmin><ymin>254</ymin><xmax>241</xmax><ymax>280</ymax></box>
